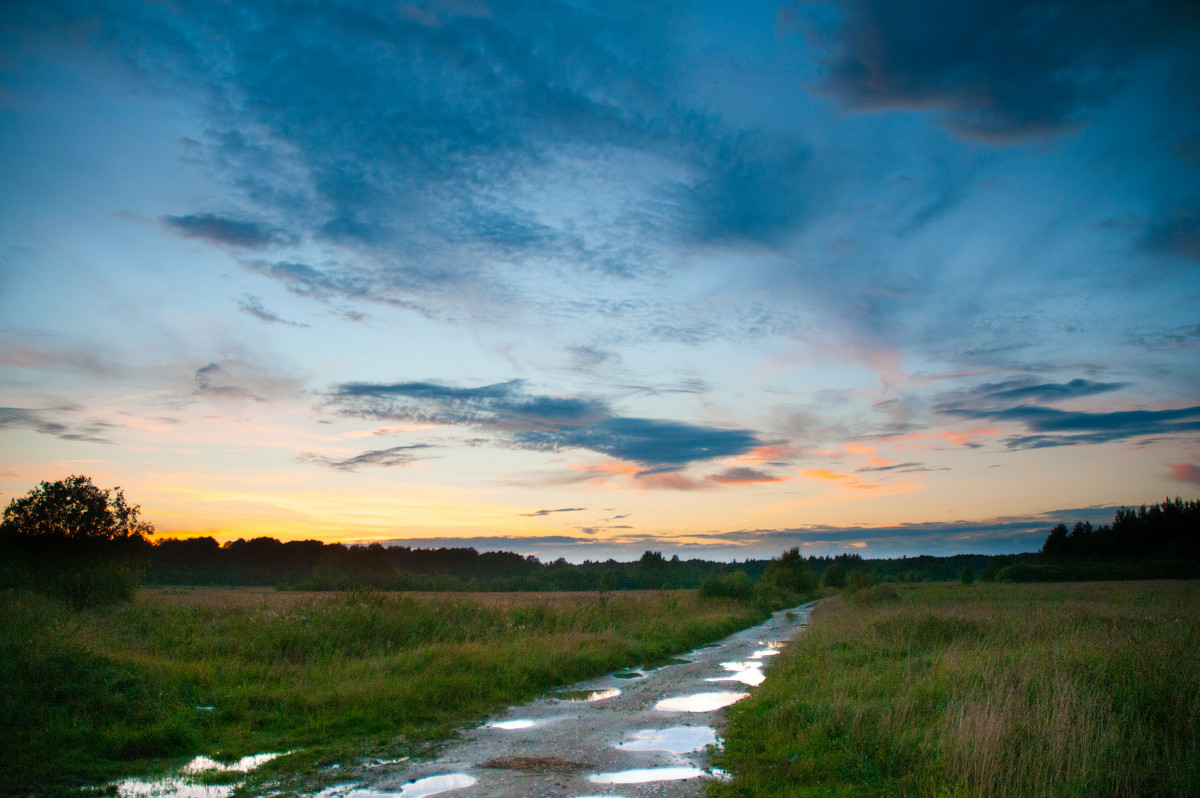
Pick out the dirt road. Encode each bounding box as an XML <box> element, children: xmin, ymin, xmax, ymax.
<box><xmin>320</xmin><ymin>602</ymin><xmax>813</xmax><ymax>798</ymax></box>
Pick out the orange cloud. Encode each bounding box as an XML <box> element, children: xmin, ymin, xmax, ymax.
<box><xmin>843</xmin><ymin>443</ymin><xmax>892</xmax><ymax>466</ymax></box>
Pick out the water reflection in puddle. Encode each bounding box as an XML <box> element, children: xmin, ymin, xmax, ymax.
<box><xmin>487</xmin><ymin>719</ymin><xmax>538</xmax><ymax>730</ymax></box>
<box><xmin>706</xmin><ymin>669</ymin><xmax>765</xmax><ymax>687</ymax></box>
<box><xmin>393</xmin><ymin>774</ymin><xmax>476</xmax><ymax>798</ymax></box>
<box><xmin>325</xmin><ymin>774</ymin><xmax>477</xmax><ymax>798</ymax></box>
<box><xmin>117</xmin><ymin>778</ymin><xmax>234</xmax><ymax>798</ymax></box>
<box><xmin>654</xmin><ymin>692</ymin><xmax>749</xmax><ymax>712</ymax></box>
<box><xmin>748</xmin><ymin>648</ymin><xmax>780</xmax><ymax>659</ymax></box>
<box><xmin>115</xmin><ymin>752</ymin><xmax>287</xmax><ymax>798</ymax></box>
<box><xmin>588</xmin><ymin>767</ymin><xmax>707</xmax><ymax>784</ymax></box>
<box><xmin>552</xmin><ymin>688</ymin><xmax>620</xmax><ymax>702</ymax></box>
<box><xmin>183</xmin><ymin>753</ymin><xmax>284</xmax><ymax>773</ymax></box>
<box><xmin>612</xmin><ymin>670</ymin><xmax>644</xmax><ymax>679</ymax></box>
<box><xmin>615</xmin><ymin>726</ymin><xmax>717</xmax><ymax>754</ymax></box>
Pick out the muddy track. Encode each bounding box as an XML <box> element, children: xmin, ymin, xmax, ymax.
<box><xmin>320</xmin><ymin>602</ymin><xmax>814</xmax><ymax>798</ymax></box>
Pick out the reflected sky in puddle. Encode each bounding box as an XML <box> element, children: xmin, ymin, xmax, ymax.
<box><xmin>182</xmin><ymin>753</ymin><xmax>284</xmax><ymax>774</ymax></box>
<box><xmin>654</xmin><ymin>692</ymin><xmax>749</xmax><ymax>712</ymax></box>
<box><xmin>706</xmin><ymin>669</ymin><xmax>764</xmax><ymax>687</ymax></box>
<box><xmin>748</xmin><ymin>648</ymin><xmax>780</xmax><ymax>659</ymax></box>
<box><xmin>487</xmin><ymin>719</ymin><xmax>538</xmax><ymax>730</ymax></box>
<box><xmin>615</xmin><ymin>726</ymin><xmax>716</xmax><ymax>754</ymax></box>
<box><xmin>115</xmin><ymin>752</ymin><xmax>286</xmax><ymax>798</ymax></box>
<box><xmin>325</xmin><ymin>774</ymin><xmax>477</xmax><ymax>798</ymax></box>
<box><xmin>552</xmin><ymin>688</ymin><xmax>620</xmax><ymax>702</ymax></box>
<box><xmin>588</xmin><ymin>767</ymin><xmax>707</xmax><ymax>784</ymax></box>
<box><xmin>117</xmin><ymin>778</ymin><xmax>235</xmax><ymax>798</ymax></box>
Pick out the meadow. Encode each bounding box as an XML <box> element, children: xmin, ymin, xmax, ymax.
<box><xmin>0</xmin><ymin>586</ymin><xmax>768</xmax><ymax>796</ymax></box>
<box><xmin>711</xmin><ymin>580</ymin><xmax>1200</xmax><ymax>798</ymax></box>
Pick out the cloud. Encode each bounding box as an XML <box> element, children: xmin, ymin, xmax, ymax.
<box><xmin>708</xmin><ymin>467</ymin><xmax>785</xmax><ymax>485</ymax></box>
<box><xmin>326</xmin><ymin>379</ymin><xmax>763</xmax><ymax>468</ymax></box>
<box><xmin>237</xmin><ymin>296</ymin><xmax>308</xmax><ymax>327</ymax></box>
<box><xmin>796</xmin><ymin>0</ymin><xmax>1200</xmax><ymax>141</ymax></box>
<box><xmin>934</xmin><ymin>378</ymin><xmax>1129</xmax><ymax>410</ymax></box>
<box><xmin>161</xmin><ymin>213</ymin><xmax>289</xmax><ymax>249</ymax></box>
<box><xmin>1167</xmin><ymin>463</ymin><xmax>1200</xmax><ymax>485</ymax></box>
<box><xmin>193</xmin><ymin>363</ymin><xmax>264</xmax><ymax>402</ymax></box>
<box><xmin>856</xmin><ymin>462</ymin><xmax>948</xmax><ymax>473</ymax></box>
<box><xmin>296</xmin><ymin>444</ymin><xmax>432</xmax><ymax>472</ymax></box>
<box><xmin>0</xmin><ymin>406</ymin><xmax>115</xmax><ymax>444</ymax></box>
<box><xmin>942</xmin><ymin>403</ymin><xmax>1200</xmax><ymax>449</ymax></box>
<box><xmin>192</xmin><ymin>361</ymin><xmax>303</xmax><ymax>403</ymax></box>
<box><xmin>1141</xmin><ymin>205</ymin><xmax>1200</xmax><ymax>261</ymax></box>
<box><xmin>520</xmin><ymin>507</ymin><xmax>586</xmax><ymax>517</ymax></box>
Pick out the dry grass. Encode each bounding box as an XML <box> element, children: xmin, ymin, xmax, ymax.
<box><xmin>711</xmin><ymin>581</ymin><xmax>1200</xmax><ymax>798</ymax></box>
<box><xmin>139</xmin><ymin>586</ymin><xmax>672</xmax><ymax>610</ymax></box>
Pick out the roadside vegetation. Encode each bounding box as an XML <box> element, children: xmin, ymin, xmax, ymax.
<box><xmin>1</xmin><ymin>587</ymin><xmax>770</xmax><ymax>796</ymax></box>
<box><xmin>710</xmin><ymin>580</ymin><xmax>1200</xmax><ymax>797</ymax></box>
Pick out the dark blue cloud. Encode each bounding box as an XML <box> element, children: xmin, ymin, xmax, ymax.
<box><xmin>296</xmin><ymin>444</ymin><xmax>431</xmax><ymax>472</ymax></box>
<box><xmin>326</xmin><ymin>379</ymin><xmax>762</xmax><ymax>468</ymax></box>
<box><xmin>515</xmin><ymin>417</ymin><xmax>762</xmax><ymax>469</ymax></box>
<box><xmin>942</xmin><ymin>404</ymin><xmax>1200</xmax><ymax>449</ymax></box>
<box><xmin>162</xmin><ymin>214</ymin><xmax>289</xmax><ymax>248</ymax></box>
<box><xmin>936</xmin><ymin>378</ymin><xmax>1129</xmax><ymax>410</ymax></box>
<box><xmin>796</xmin><ymin>0</ymin><xmax>1200</xmax><ymax>141</ymax></box>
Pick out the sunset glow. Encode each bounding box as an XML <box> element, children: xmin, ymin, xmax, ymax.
<box><xmin>2</xmin><ymin>1</ymin><xmax>1198</xmax><ymax>560</ymax></box>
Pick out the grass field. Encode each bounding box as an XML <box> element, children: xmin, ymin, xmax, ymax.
<box><xmin>0</xmin><ymin>586</ymin><xmax>768</xmax><ymax>796</ymax></box>
<box><xmin>710</xmin><ymin>580</ymin><xmax>1200</xmax><ymax>798</ymax></box>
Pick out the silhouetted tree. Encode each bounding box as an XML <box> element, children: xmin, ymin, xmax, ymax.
<box><xmin>0</xmin><ymin>475</ymin><xmax>153</xmax><ymax>606</ymax></box>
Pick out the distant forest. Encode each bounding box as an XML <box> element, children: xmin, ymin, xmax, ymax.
<box><xmin>140</xmin><ymin>497</ymin><xmax>1198</xmax><ymax>590</ymax></box>
<box><xmin>143</xmin><ymin>538</ymin><xmax>1032</xmax><ymax>592</ymax></box>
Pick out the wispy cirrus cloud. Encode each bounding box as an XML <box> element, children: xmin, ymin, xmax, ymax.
<box><xmin>0</xmin><ymin>407</ymin><xmax>116</xmax><ymax>444</ymax></box>
<box><xmin>296</xmin><ymin>444</ymin><xmax>432</xmax><ymax>472</ymax></box>
<box><xmin>520</xmin><ymin>507</ymin><xmax>586</xmax><ymax>517</ymax></box>
<box><xmin>325</xmin><ymin>379</ymin><xmax>763</xmax><ymax>470</ymax></box>
<box><xmin>237</xmin><ymin>296</ymin><xmax>308</xmax><ymax>327</ymax></box>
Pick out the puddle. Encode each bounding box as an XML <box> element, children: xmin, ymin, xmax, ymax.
<box><xmin>707</xmin><ymin>670</ymin><xmax>764</xmax><ymax>687</ymax></box>
<box><xmin>116</xmin><ymin>779</ymin><xmax>235</xmax><ymax>798</ymax></box>
<box><xmin>588</xmin><ymin>767</ymin><xmax>707</xmax><ymax>784</ymax></box>
<box><xmin>183</xmin><ymin>753</ymin><xmax>285</xmax><ymax>774</ymax></box>
<box><xmin>552</xmin><ymin>688</ymin><xmax>620</xmax><ymax>702</ymax></box>
<box><xmin>325</xmin><ymin>774</ymin><xmax>477</xmax><ymax>798</ymax></box>
<box><xmin>487</xmin><ymin>719</ymin><xmax>538</xmax><ymax>730</ymax></box>
<box><xmin>615</xmin><ymin>726</ymin><xmax>717</xmax><ymax>754</ymax></box>
<box><xmin>748</xmin><ymin>648</ymin><xmax>780</xmax><ymax>659</ymax></box>
<box><xmin>612</xmin><ymin>670</ymin><xmax>644</xmax><ymax>679</ymax></box>
<box><xmin>393</xmin><ymin>774</ymin><xmax>476</xmax><ymax>798</ymax></box>
<box><xmin>654</xmin><ymin>692</ymin><xmax>749</xmax><ymax>712</ymax></box>
<box><xmin>114</xmin><ymin>752</ymin><xmax>286</xmax><ymax>797</ymax></box>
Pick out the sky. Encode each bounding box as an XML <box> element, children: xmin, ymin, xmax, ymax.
<box><xmin>2</xmin><ymin>0</ymin><xmax>1199</xmax><ymax>562</ymax></box>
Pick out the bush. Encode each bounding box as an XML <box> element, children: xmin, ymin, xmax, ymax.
<box><xmin>699</xmin><ymin>570</ymin><xmax>755</xmax><ymax>600</ymax></box>
<box><xmin>821</xmin><ymin>561</ymin><xmax>847</xmax><ymax>589</ymax></box>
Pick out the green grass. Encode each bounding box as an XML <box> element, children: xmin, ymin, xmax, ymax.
<box><xmin>0</xmin><ymin>587</ymin><xmax>768</xmax><ymax>796</ymax></box>
<box><xmin>710</xmin><ymin>581</ymin><xmax>1200</xmax><ymax>798</ymax></box>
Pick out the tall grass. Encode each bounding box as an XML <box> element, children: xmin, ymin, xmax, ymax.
<box><xmin>1</xmin><ymin>587</ymin><xmax>766</xmax><ymax>796</ymax></box>
<box><xmin>710</xmin><ymin>581</ymin><xmax>1200</xmax><ymax>798</ymax></box>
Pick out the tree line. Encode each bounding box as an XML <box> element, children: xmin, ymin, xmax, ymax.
<box><xmin>4</xmin><ymin>475</ymin><xmax>1195</xmax><ymax>606</ymax></box>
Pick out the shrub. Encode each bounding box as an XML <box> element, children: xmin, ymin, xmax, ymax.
<box><xmin>699</xmin><ymin>570</ymin><xmax>755</xmax><ymax>600</ymax></box>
